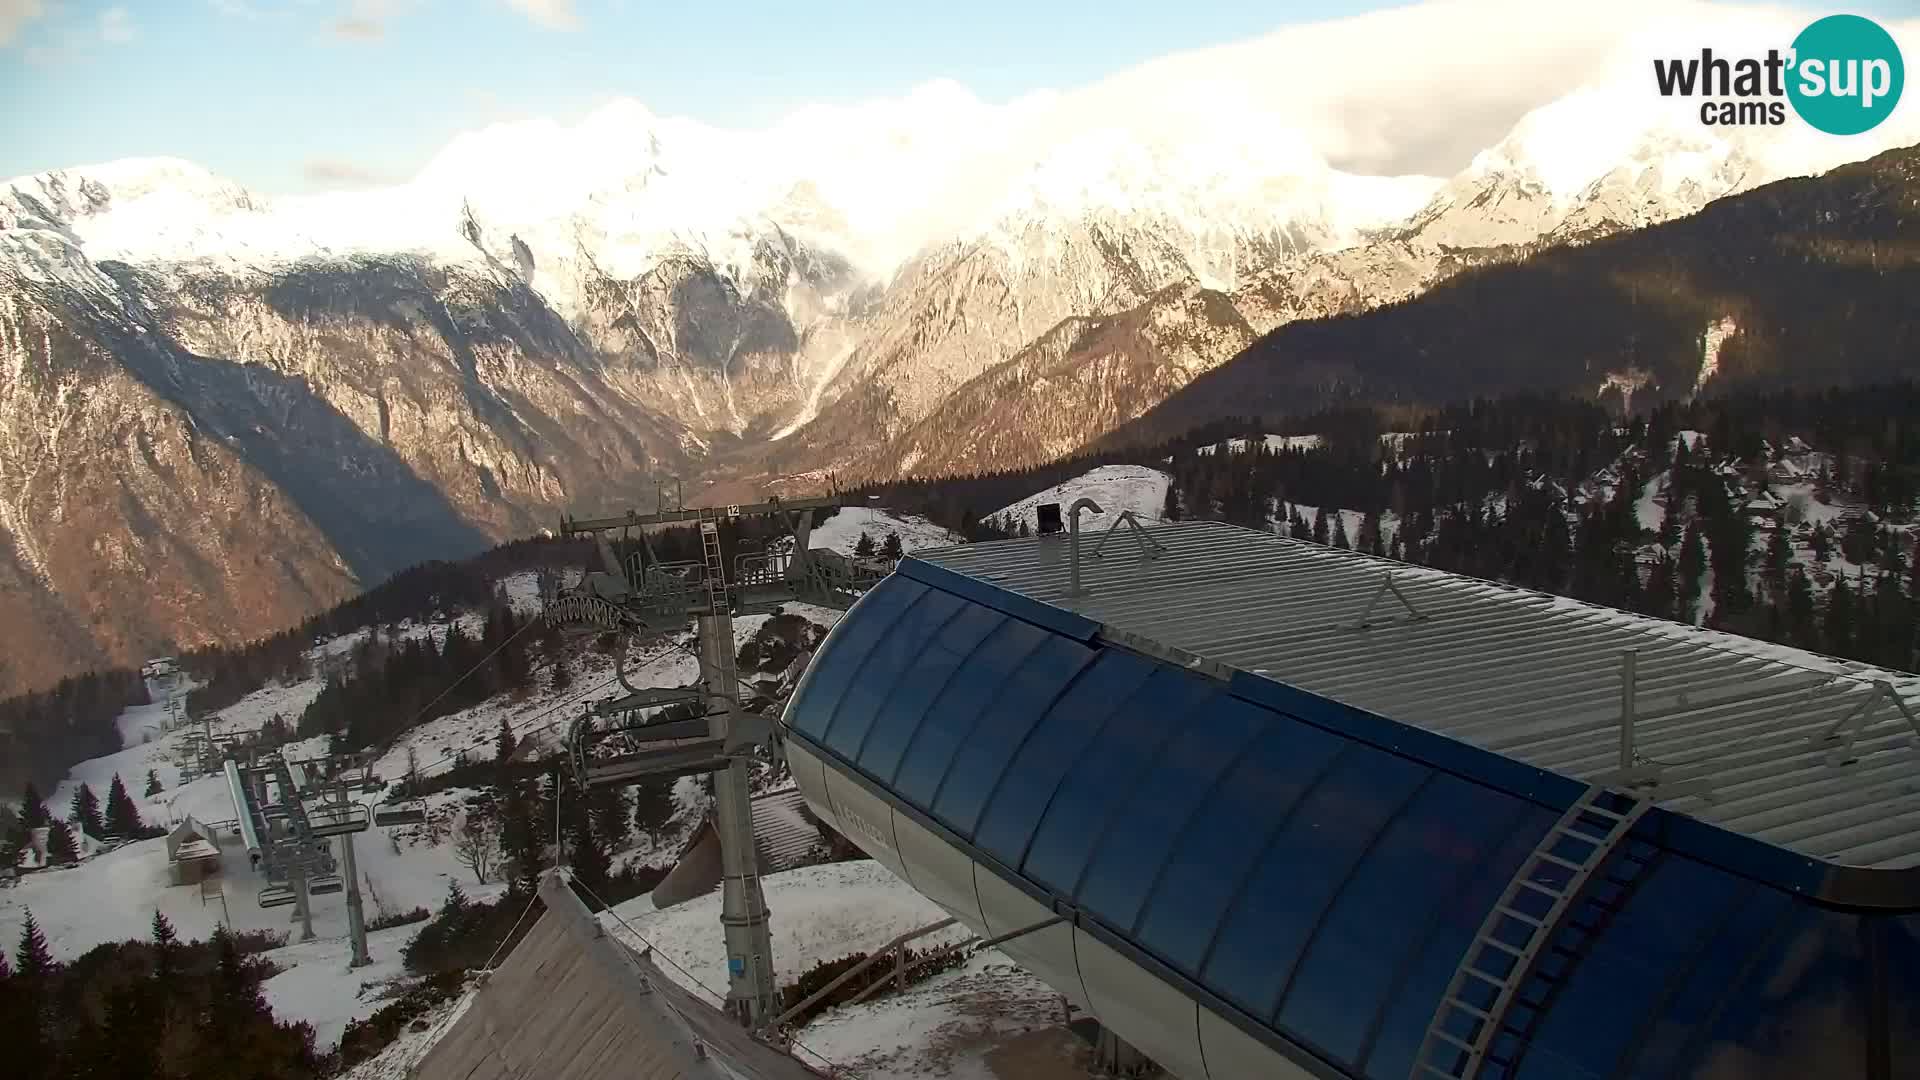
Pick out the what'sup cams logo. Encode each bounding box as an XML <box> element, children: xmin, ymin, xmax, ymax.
<box><xmin>1653</xmin><ymin>14</ymin><xmax>1904</xmax><ymax>134</ymax></box>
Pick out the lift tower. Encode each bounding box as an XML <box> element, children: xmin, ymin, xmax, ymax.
<box><xmin>548</xmin><ymin>493</ymin><xmax>889</xmax><ymax>1027</ymax></box>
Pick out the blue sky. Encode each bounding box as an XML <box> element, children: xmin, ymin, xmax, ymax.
<box><xmin>3</xmin><ymin>0</ymin><xmax>1912</xmax><ymax>192</ymax></box>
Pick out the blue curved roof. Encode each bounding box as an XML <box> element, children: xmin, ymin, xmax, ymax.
<box><xmin>785</xmin><ymin>569</ymin><xmax>1920</xmax><ymax>1079</ymax></box>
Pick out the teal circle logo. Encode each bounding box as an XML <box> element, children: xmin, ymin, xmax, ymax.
<box><xmin>1787</xmin><ymin>15</ymin><xmax>1904</xmax><ymax>135</ymax></box>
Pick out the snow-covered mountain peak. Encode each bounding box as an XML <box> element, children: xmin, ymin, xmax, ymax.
<box><xmin>1475</xmin><ymin>86</ymin><xmax>1733</xmax><ymax>201</ymax></box>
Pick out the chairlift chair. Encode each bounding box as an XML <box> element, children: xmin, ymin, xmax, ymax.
<box><xmin>307</xmin><ymin>874</ymin><xmax>344</xmax><ymax>896</ymax></box>
<box><xmin>258</xmin><ymin>885</ymin><xmax>296</xmax><ymax>909</ymax></box>
<box><xmin>373</xmin><ymin>799</ymin><xmax>428</xmax><ymax>828</ymax></box>
<box><xmin>305</xmin><ymin>802</ymin><xmax>370</xmax><ymax>837</ymax></box>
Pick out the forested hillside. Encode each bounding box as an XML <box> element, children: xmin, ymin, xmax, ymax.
<box><xmin>1107</xmin><ymin>144</ymin><xmax>1920</xmax><ymax>450</ymax></box>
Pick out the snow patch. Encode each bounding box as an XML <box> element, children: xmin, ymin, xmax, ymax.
<box><xmin>988</xmin><ymin>464</ymin><xmax>1172</xmax><ymax>530</ymax></box>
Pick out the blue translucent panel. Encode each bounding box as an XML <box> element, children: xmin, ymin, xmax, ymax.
<box><xmin>1672</xmin><ymin>903</ymin><xmax>1869</xmax><ymax>1078</ymax></box>
<box><xmin>973</xmin><ymin>650</ymin><xmax>1157</xmax><ymax>870</ymax></box>
<box><xmin>1886</xmin><ymin>915</ymin><xmax>1920</xmax><ymax>1068</ymax></box>
<box><xmin>822</xmin><ymin>588</ymin><xmax>965</xmax><ymax>759</ymax></box>
<box><xmin>1617</xmin><ymin>880</ymin><xmax>1787</xmax><ymax>1079</ymax></box>
<box><xmin>787</xmin><ymin>576</ymin><xmax>926</xmax><ymax>739</ymax></box>
<box><xmin>892</xmin><ymin>618</ymin><xmax>1049</xmax><ymax>808</ymax></box>
<box><xmin>1361</xmin><ymin>805</ymin><xmax>1553</xmax><ymax>1080</ymax></box>
<box><xmin>1021</xmin><ymin>667</ymin><xmax>1215</xmax><ymax>895</ymax></box>
<box><xmin>1073</xmin><ymin>694</ymin><xmax>1266</xmax><ymax>931</ymax></box>
<box><xmin>930</xmin><ymin>635</ymin><xmax>1096</xmax><ymax>838</ymax></box>
<box><xmin>1279</xmin><ymin>774</ymin><xmax>1527</xmax><ymax>1068</ymax></box>
<box><xmin>1134</xmin><ymin>718</ymin><xmax>1346</xmax><ymax>977</ymax></box>
<box><xmin>853</xmin><ymin>603</ymin><xmax>1004</xmax><ymax>785</ymax></box>
<box><xmin>1513</xmin><ymin>856</ymin><xmax>1745</xmax><ymax>1080</ymax></box>
<box><xmin>1200</xmin><ymin>747</ymin><xmax>1428</xmax><ymax>1022</ymax></box>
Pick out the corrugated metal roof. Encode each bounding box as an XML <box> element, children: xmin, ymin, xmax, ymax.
<box><xmin>410</xmin><ymin>872</ymin><xmax>822</xmax><ymax>1080</ymax></box>
<box><xmin>911</xmin><ymin>520</ymin><xmax>1920</xmax><ymax>870</ymax></box>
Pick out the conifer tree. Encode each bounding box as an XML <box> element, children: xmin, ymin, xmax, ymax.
<box><xmin>1645</xmin><ymin>556</ymin><xmax>1675</xmax><ymax>622</ymax></box>
<box><xmin>567</xmin><ymin>816</ymin><xmax>611</xmax><ymax>904</ymax></box>
<box><xmin>1766</xmin><ymin>530</ymin><xmax>1792</xmax><ymax>594</ymax></box>
<box><xmin>853</xmin><ymin>531</ymin><xmax>876</xmax><ymax>559</ymax></box>
<box><xmin>1162</xmin><ymin>482</ymin><xmax>1182</xmax><ymax>522</ymax></box>
<box><xmin>144</xmin><ymin>769</ymin><xmax>163</xmax><ymax>796</ymax></box>
<box><xmin>15</xmin><ymin>909</ymin><xmax>53</xmax><ymax>978</ymax></box>
<box><xmin>1810</xmin><ymin>523</ymin><xmax>1833</xmax><ymax>562</ymax></box>
<box><xmin>152</xmin><ymin>910</ymin><xmax>178</xmax><ymax>977</ymax></box>
<box><xmin>442</xmin><ymin>879</ymin><xmax>469</xmax><ymax>917</ymax></box>
<box><xmin>1658</xmin><ymin>493</ymin><xmax>1684</xmax><ymax>547</ymax></box>
<box><xmin>1826</xmin><ymin>578</ymin><xmax>1856</xmax><ymax>657</ymax></box>
<box><xmin>880</xmin><ymin>531</ymin><xmax>905</xmax><ymax>562</ymax></box>
<box><xmin>69</xmin><ymin>783</ymin><xmax>103</xmax><ymax>839</ymax></box>
<box><xmin>104</xmin><ymin>774</ymin><xmax>144</xmax><ymax>838</ymax></box>
<box><xmin>1289</xmin><ymin>506</ymin><xmax>1311</xmax><ymax>541</ymax></box>
<box><xmin>1787</xmin><ymin>567</ymin><xmax>1817</xmax><ymax>648</ymax></box>
<box><xmin>1331</xmin><ymin>514</ymin><xmax>1351</xmax><ymax>550</ymax></box>
<box><xmin>1312</xmin><ymin>506</ymin><xmax>1330</xmax><ymax>545</ymax></box>
<box><xmin>499</xmin><ymin>784</ymin><xmax>543</xmax><ymax>895</ymax></box>
<box><xmin>494</xmin><ymin>714</ymin><xmax>517</xmax><ymax>766</ymax></box>
<box><xmin>45</xmin><ymin>820</ymin><xmax>77</xmax><ymax>864</ymax></box>
<box><xmin>1678</xmin><ymin>522</ymin><xmax>1707</xmax><ymax>618</ymax></box>
<box><xmin>589</xmin><ymin>786</ymin><xmax>630</xmax><ymax>850</ymax></box>
<box><xmin>18</xmin><ymin>783</ymin><xmax>50</xmax><ymax>829</ymax></box>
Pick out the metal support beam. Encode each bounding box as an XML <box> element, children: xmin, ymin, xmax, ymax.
<box><xmin>1088</xmin><ymin>511</ymin><xmax>1167</xmax><ymax>562</ymax></box>
<box><xmin>291</xmin><ymin>861</ymin><xmax>315</xmax><ymax>942</ymax></box>
<box><xmin>701</xmin><ymin>612</ymin><xmax>778</xmax><ymax>1027</ymax></box>
<box><xmin>1818</xmin><ymin>680</ymin><xmax>1920</xmax><ymax>764</ymax></box>
<box><xmin>561</xmin><ymin>495</ymin><xmax>852</xmax><ymax>535</ymax></box>
<box><xmin>1348</xmin><ymin>571</ymin><xmax>1429</xmax><ymax>630</ymax></box>
<box><xmin>338</xmin><ymin>778</ymin><xmax>371</xmax><ymax>969</ymax></box>
<box><xmin>595</xmin><ymin>683</ymin><xmax>705</xmax><ymax>715</ymax></box>
<box><xmin>759</xmin><ymin>917</ymin><xmax>959</xmax><ymax>1034</ymax></box>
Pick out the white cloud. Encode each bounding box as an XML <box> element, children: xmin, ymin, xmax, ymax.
<box><xmin>330</xmin><ymin>0</ymin><xmax>405</xmax><ymax>41</ymax></box>
<box><xmin>99</xmin><ymin>6</ymin><xmax>134</xmax><ymax>43</ymax></box>
<box><xmin>503</xmin><ymin>0</ymin><xmax>578</xmax><ymax>31</ymax></box>
<box><xmin>303</xmin><ymin>157</ymin><xmax>390</xmax><ymax>186</ymax></box>
<box><xmin>0</xmin><ymin>0</ymin><xmax>46</xmax><ymax>47</ymax></box>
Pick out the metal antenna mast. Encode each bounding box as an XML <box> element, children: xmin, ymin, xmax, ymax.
<box><xmin>548</xmin><ymin>490</ymin><xmax>889</xmax><ymax>1027</ymax></box>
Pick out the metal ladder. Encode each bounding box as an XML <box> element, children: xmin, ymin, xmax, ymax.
<box><xmin>700</xmin><ymin>519</ymin><xmax>727</xmax><ymax>614</ymax></box>
<box><xmin>1410</xmin><ymin>786</ymin><xmax>1650</xmax><ymax>1080</ymax></box>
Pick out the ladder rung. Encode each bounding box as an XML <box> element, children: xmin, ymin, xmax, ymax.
<box><xmin>1444</xmin><ymin>997</ymin><xmax>1491</xmax><ymax>1020</ymax></box>
<box><xmin>1516</xmin><ymin>879</ymin><xmax>1562</xmax><ymax>899</ymax></box>
<box><xmin>1429</xmin><ymin>1029</ymin><xmax>1476</xmax><ymax>1052</ymax></box>
<box><xmin>1535</xmin><ymin>853</ymin><xmax>1586</xmax><ymax>871</ymax></box>
<box><xmin>1495</xmin><ymin>905</ymin><xmax>1544</xmax><ymax>927</ymax></box>
<box><xmin>1462</xmin><ymin>965</ymin><xmax>1507</xmax><ymax>987</ymax></box>
<box><xmin>1557</xmin><ymin>823</ymin><xmax>1611</xmax><ymax>845</ymax></box>
<box><xmin>1583</xmin><ymin>802</ymin><xmax>1628</xmax><ymax>820</ymax></box>
<box><xmin>1415</xmin><ymin>1063</ymin><xmax>1460</xmax><ymax>1079</ymax></box>
<box><xmin>1477</xmin><ymin>937</ymin><xmax>1524</xmax><ymax>958</ymax></box>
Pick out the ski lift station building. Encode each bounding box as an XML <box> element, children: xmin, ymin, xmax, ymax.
<box><xmin>781</xmin><ymin>519</ymin><xmax>1920</xmax><ymax>1080</ymax></box>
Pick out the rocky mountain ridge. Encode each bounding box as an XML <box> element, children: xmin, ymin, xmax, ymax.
<box><xmin>3</xmin><ymin>79</ymin><xmax>1916</xmax><ymax>694</ymax></box>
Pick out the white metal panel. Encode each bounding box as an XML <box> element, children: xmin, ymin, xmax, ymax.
<box><xmin>891</xmin><ymin>811</ymin><xmax>984</xmax><ymax>926</ymax></box>
<box><xmin>1075</xmin><ymin>929</ymin><xmax>1209</xmax><ymax>1080</ymax></box>
<box><xmin>820</xmin><ymin>767</ymin><xmax>910</xmax><ymax>881</ymax></box>
<box><xmin>783</xmin><ymin>742</ymin><xmax>841</xmax><ymax>833</ymax></box>
<box><xmin>915</xmin><ymin>521</ymin><xmax>1920</xmax><ymax>868</ymax></box>
<box><xmin>973</xmin><ymin>866</ymin><xmax>1089</xmax><ymax>1010</ymax></box>
<box><xmin>1197</xmin><ymin>1006</ymin><xmax>1315</xmax><ymax>1080</ymax></box>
